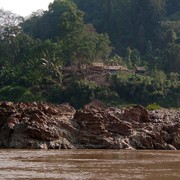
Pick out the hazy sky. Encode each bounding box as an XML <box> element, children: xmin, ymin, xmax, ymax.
<box><xmin>0</xmin><ymin>0</ymin><xmax>54</xmax><ymax>16</ymax></box>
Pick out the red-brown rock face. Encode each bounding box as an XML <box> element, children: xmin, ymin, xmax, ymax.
<box><xmin>0</xmin><ymin>102</ymin><xmax>77</xmax><ymax>149</ymax></box>
<box><xmin>0</xmin><ymin>101</ymin><xmax>179</xmax><ymax>150</ymax></box>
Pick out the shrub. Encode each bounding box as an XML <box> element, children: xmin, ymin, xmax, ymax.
<box><xmin>146</xmin><ymin>103</ymin><xmax>162</xmax><ymax>110</ymax></box>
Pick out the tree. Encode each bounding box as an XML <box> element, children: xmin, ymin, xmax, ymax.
<box><xmin>131</xmin><ymin>49</ymin><xmax>141</xmax><ymax>66</ymax></box>
<box><xmin>0</xmin><ymin>9</ymin><xmax>23</xmax><ymax>37</ymax></box>
<box><xmin>0</xmin><ymin>31</ymin><xmax>35</xmax><ymax>66</ymax></box>
<box><xmin>162</xmin><ymin>44</ymin><xmax>180</xmax><ymax>73</ymax></box>
<box><xmin>137</xmin><ymin>25</ymin><xmax>146</xmax><ymax>51</ymax></box>
<box><xmin>131</xmin><ymin>0</ymin><xmax>166</xmax><ymax>49</ymax></box>
<box><xmin>164</xmin><ymin>29</ymin><xmax>177</xmax><ymax>45</ymax></box>
<box><xmin>146</xmin><ymin>40</ymin><xmax>153</xmax><ymax>54</ymax></box>
<box><xmin>0</xmin><ymin>10</ymin><xmax>28</xmax><ymax>66</ymax></box>
<box><xmin>73</xmin><ymin>0</ymin><xmax>105</xmax><ymax>31</ymax></box>
<box><xmin>61</xmin><ymin>24</ymin><xmax>111</xmax><ymax>66</ymax></box>
<box><xmin>21</xmin><ymin>0</ymin><xmax>84</xmax><ymax>40</ymax></box>
<box><xmin>125</xmin><ymin>47</ymin><xmax>132</xmax><ymax>67</ymax></box>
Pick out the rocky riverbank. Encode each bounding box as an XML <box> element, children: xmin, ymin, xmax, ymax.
<box><xmin>0</xmin><ymin>101</ymin><xmax>179</xmax><ymax>150</ymax></box>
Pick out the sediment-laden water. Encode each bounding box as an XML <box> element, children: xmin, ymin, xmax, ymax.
<box><xmin>0</xmin><ymin>150</ymin><xmax>179</xmax><ymax>180</ymax></box>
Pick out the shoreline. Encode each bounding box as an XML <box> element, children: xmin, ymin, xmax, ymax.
<box><xmin>0</xmin><ymin>100</ymin><xmax>179</xmax><ymax>150</ymax></box>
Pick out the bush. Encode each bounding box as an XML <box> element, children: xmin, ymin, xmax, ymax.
<box><xmin>146</xmin><ymin>103</ymin><xmax>162</xmax><ymax>110</ymax></box>
<box><xmin>0</xmin><ymin>86</ymin><xmax>44</xmax><ymax>102</ymax></box>
<box><xmin>0</xmin><ymin>86</ymin><xmax>26</xmax><ymax>101</ymax></box>
<box><xmin>62</xmin><ymin>79</ymin><xmax>98</xmax><ymax>108</ymax></box>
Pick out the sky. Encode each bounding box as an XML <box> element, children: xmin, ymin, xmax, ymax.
<box><xmin>0</xmin><ymin>0</ymin><xmax>54</xmax><ymax>16</ymax></box>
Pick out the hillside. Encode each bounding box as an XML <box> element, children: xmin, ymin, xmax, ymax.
<box><xmin>0</xmin><ymin>0</ymin><xmax>179</xmax><ymax>108</ymax></box>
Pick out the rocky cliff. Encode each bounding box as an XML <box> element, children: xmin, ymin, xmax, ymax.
<box><xmin>0</xmin><ymin>101</ymin><xmax>179</xmax><ymax>150</ymax></box>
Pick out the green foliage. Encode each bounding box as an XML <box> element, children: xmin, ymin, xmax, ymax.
<box><xmin>161</xmin><ymin>44</ymin><xmax>180</xmax><ymax>73</ymax></box>
<box><xmin>146</xmin><ymin>103</ymin><xmax>162</xmax><ymax>110</ymax></box>
<box><xmin>0</xmin><ymin>86</ymin><xmax>42</xmax><ymax>102</ymax></box>
<box><xmin>62</xmin><ymin>79</ymin><xmax>120</xmax><ymax>108</ymax></box>
<box><xmin>61</xmin><ymin>25</ymin><xmax>111</xmax><ymax>66</ymax></box>
<box><xmin>73</xmin><ymin>0</ymin><xmax>166</xmax><ymax>51</ymax></box>
<box><xmin>62</xmin><ymin>79</ymin><xmax>98</xmax><ymax>108</ymax></box>
<box><xmin>111</xmin><ymin>72</ymin><xmax>180</xmax><ymax>107</ymax></box>
<box><xmin>21</xmin><ymin>0</ymin><xmax>84</xmax><ymax>40</ymax></box>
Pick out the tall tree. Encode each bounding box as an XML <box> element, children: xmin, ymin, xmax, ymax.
<box><xmin>21</xmin><ymin>0</ymin><xmax>84</xmax><ymax>40</ymax></box>
<box><xmin>131</xmin><ymin>0</ymin><xmax>166</xmax><ymax>50</ymax></box>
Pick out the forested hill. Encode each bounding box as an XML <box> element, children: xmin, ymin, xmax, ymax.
<box><xmin>0</xmin><ymin>0</ymin><xmax>179</xmax><ymax>108</ymax></box>
<box><xmin>20</xmin><ymin>0</ymin><xmax>180</xmax><ymax>73</ymax></box>
<box><xmin>74</xmin><ymin>0</ymin><xmax>180</xmax><ymax>53</ymax></box>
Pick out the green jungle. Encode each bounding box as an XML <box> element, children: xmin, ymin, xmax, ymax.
<box><xmin>0</xmin><ymin>0</ymin><xmax>179</xmax><ymax>108</ymax></box>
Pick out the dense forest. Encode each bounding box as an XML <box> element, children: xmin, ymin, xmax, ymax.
<box><xmin>0</xmin><ymin>0</ymin><xmax>179</xmax><ymax>108</ymax></box>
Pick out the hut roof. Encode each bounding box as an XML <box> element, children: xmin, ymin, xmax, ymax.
<box><xmin>92</xmin><ymin>62</ymin><xmax>104</xmax><ymax>67</ymax></box>
<box><xmin>136</xmin><ymin>66</ymin><xmax>147</xmax><ymax>72</ymax></box>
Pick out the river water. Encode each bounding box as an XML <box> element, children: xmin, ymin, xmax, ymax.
<box><xmin>0</xmin><ymin>150</ymin><xmax>179</xmax><ymax>180</ymax></box>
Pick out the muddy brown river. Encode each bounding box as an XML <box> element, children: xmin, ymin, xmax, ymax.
<box><xmin>0</xmin><ymin>150</ymin><xmax>179</xmax><ymax>179</ymax></box>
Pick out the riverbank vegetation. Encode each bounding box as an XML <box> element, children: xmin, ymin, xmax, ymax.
<box><xmin>0</xmin><ymin>0</ymin><xmax>179</xmax><ymax>108</ymax></box>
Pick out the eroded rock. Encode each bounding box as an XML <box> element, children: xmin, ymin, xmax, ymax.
<box><xmin>0</xmin><ymin>101</ymin><xmax>179</xmax><ymax>150</ymax></box>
